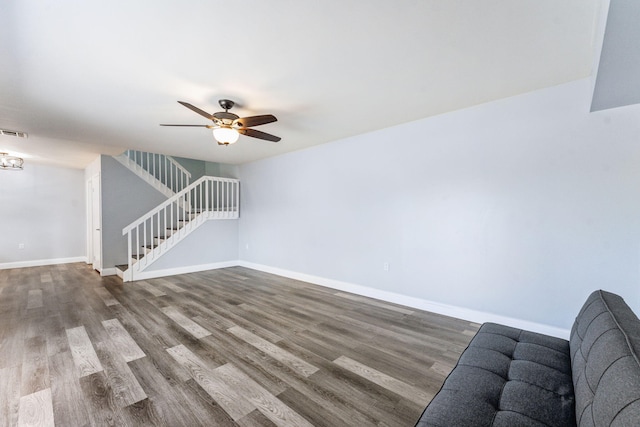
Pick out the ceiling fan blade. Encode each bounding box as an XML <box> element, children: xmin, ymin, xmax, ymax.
<box><xmin>233</xmin><ymin>114</ymin><xmax>277</xmax><ymax>128</ymax></box>
<box><xmin>177</xmin><ymin>101</ymin><xmax>214</xmax><ymax>120</ymax></box>
<box><xmin>239</xmin><ymin>128</ymin><xmax>281</xmax><ymax>142</ymax></box>
<box><xmin>160</xmin><ymin>124</ymin><xmax>213</xmax><ymax>128</ymax></box>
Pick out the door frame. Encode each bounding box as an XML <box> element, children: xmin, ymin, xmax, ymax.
<box><xmin>87</xmin><ymin>173</ymin><xmax>102</xmax><ymax>272</ymax></box>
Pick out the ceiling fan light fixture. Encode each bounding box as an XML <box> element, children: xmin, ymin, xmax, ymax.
<box><xmin>0</xmin><ymin>152</ymin><xmax>24</xmax><ymax>170</ymax></box>
<box><xmin>213</xmin><ymin>126</ymin><xmax>239</xmax><ymax>145</ymax></box>
<box><xmin>162</xmin><ymin>100</ymin><xmax>280</xmax><ymax>144</ymax></box>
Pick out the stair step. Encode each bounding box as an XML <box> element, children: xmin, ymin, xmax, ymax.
<box><xmin>118</xmin><ymin>165</ymin><xmax>240</xmax><ymax>281</ymax></box>
<box><xmin>115</xmin><ymin>264</ymin><xmax>128</xmax><ymax>272</ymax></box>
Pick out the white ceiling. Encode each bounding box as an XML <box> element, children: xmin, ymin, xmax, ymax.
<box><xmin>0</xmin><ymin>0</ymin><xmax>602</xmax><ymax>169</ymax></box>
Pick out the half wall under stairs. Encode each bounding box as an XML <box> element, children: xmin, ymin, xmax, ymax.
<box><xmin>117</xmin><ymin>174</ymin><xmax>239</xmax><ymax>282</ymax></box>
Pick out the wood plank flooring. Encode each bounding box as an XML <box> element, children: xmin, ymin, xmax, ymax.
<box><xmin>0</xmin><ymin>263</ymin><xmax>479</xmax><ymax>426</ymax></box>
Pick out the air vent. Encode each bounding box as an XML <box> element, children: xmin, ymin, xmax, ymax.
<box><xmin>0</xmin><ymin>129</ymin><xmax>28</xmax><ymax>138</ymax></box>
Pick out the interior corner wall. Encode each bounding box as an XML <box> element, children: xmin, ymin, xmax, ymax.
<box><xmin>172</xmin><ymin>156</ymin><xmax>240</xmax><ymax>181</ymax></box>
<box><xmin>215</xmin><ymin>163</ymin><xmax>239</xmax><ymax>179</ymax></box>
<box><xmin>590</xmin><ymin>0</ymin><xmax>612</xmax><ymax>96</ymax></box>
<box><xmin>0</xmin><ymin>162</ymin><xmax>85</xmax><ymax>265</ymax></box>
<box><xmin>591</xmin><ymin>0</ymin><xmax>640</xmax><ymax>111</ymax></box>
<box><xmin>238</xmin><ymin>78</ymin><xmax>640</xmax><ymax>331</ymax></box>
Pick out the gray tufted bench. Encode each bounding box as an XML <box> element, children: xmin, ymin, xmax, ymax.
<box><xmin>416</xmin><ymin>290</ymin><xmax>640</xmax><ymax>426</ymax></box>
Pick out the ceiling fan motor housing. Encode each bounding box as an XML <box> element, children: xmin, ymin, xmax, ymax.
<box><xmin>213</xmin><ymin>111</ymin><xmax>239</xmax><ymax>122</ymax></box>
<box><xmin>218</xmin><ymin>99</ymin><xmax>235</xmax><ymax>111</ymax></box>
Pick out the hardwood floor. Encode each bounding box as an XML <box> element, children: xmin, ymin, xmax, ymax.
<box><xmin>0</xmin><ymin>263</ymin><xmax>478</xmax><ymax>426</ymax></box>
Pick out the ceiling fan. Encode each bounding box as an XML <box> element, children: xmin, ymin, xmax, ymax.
<box><xmin>161</xmin><ymin>99</ymin><xmax>281</xmax><ymax>145</ymax></box>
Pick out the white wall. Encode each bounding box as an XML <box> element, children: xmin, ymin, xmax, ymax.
<box><xmin>0</xmin><ymin>162</ymin><xmax>85</xmax><ymax>267</ymax></box>
<box><xmin>239</xmin><ymin>78</ymin><xmax>640</xmax><ymax>332</ymax></box>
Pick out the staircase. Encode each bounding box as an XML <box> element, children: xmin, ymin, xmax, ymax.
<box><xmin>114</xmin><ymin>149</ymin><xmax>192</xmax><ymax>197</ymax></box>
<box><xmin>114</xmin><ymin>150</ymin><xmax>239</xmax><ymax>282</ymax></box>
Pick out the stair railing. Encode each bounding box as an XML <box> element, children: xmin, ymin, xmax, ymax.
<box><xmin>122</xmin><ymin>176</ymin><xmax>239</xmax><ymax>277</ymax></box>
<box><xmin>123</xmin><ymin>149</ymin><xmax>192</xmax><ymax>194</ymax></box>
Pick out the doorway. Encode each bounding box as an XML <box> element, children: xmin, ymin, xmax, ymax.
<box><xmin>88</xmin><ymin>173</ymin><xmax>102</xmax><ymax>272</ymax></box>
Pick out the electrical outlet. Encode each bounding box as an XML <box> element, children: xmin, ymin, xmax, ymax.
<box><xmin>383</xmin><ymin>262</ymin><xmax>389</xmax><ymax>271</ymax></box>
<box><xmin>18</xmin><ymin>243</ymin><xmax>25</xmax><ymax>250</ymax></box>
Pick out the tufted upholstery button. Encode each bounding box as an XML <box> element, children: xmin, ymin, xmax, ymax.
<box><xmin>417</xmin><ymin>322</ymin><xmax>574</xmax><ymax>427</ymax></box>
<box><xmin>416</xmin><ymin>290</ymin><xmax>640</xmax><ymax>427</ymax></box>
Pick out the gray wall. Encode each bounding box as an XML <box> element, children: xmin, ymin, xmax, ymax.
<box><xmin>173</xmin><ymin>156</ymin><xmax>206</xmax><ymax>181</ymax></box>
<box><xmin>101</xmin><ymin>155</ymin><xmax>167</xmax><ymax>268</ymax></box>
<box><xmin>173</xmin><ymin>157</ymin><xmax>239</xmax><ymax>181</ymax></box>
<box><xmin>591</xmin><ymin>0</ymin><xmax>640</xmax><ymax>111</ymax></box>
<box><xmin>144</xmin><ymin>220</ymin><xmax>238</xmax><ymax>271</ymax></box>
<box><xmin>217</xmin><ymin>163</ymin><xmax>239</xmax><ymax>179</ymax></box>
<box><xmin>0</xmin><ymin>163</ymin><xmax>85</xmax><ymax>264</ymax></box>
<box><xmin>239</xmin><ymin>78</ymin><xmax>640</xmax><ymax>331</ymax></box>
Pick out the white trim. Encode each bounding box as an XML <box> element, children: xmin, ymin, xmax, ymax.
<box><xmin>90</xmin><ymin>172</ymin><xmax>102</xmax><ymax>272</ymax></box>
<box><xmin>113</xmin><ymin>153</ymin><xmax>175</xmax><ymax>198</ymax></box>
<box><xmin>237</xmin><ymin>261</ymin><xmax>571</xmax><ymax>339</ymax></box>
<box><xmin>100</xmin><ymin>267</ymin><xmax>117</xmax><ymax>277</ymax></box>
<box><xmin>165</xmin><ymin>155</ymin><xmax>192</xmax><ymax>179</ymax></box>
<box><xmin>127</xmin><ymin>260</ymin><xmax>240</xmax><ymax>282</ymax></box>
<box><xmin>0</xmin><ymin>256</ymin><xmax>87</xmax><ymax>270</ymax></box>
<box><xmin>86</xmin><ymin>178</ymin><xmax>92</xmax><ymax>265</ymax></box>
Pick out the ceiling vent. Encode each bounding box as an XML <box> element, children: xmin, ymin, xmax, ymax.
<box><xmin>0</xmin><ymin>129</ymin><xmax>28</xmax><ymax>138</ymax></box>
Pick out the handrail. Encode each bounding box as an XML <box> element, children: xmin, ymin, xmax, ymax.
<box><xmin>124</xmin><ymin>150</ymin><xmax>192</xmax><ymax>194</ymax></box>
<box><xmin>164</xmin><ymin>155</ymin><xmax>192</xmax><ymax>179</ymax></box>
<box><xmin>122</xmin><ymin>175</ymin><xmax>238</xmax><ymax>234</ymax></box>
<box><xmin>123</xmin><ymin>175</ymin><xmax>204</xmax><ymax>234</ymax></box>
<box><xmin>121</xmin><ymin>175</ymin><xmax>240</xmax><ymax>280</ymax></box>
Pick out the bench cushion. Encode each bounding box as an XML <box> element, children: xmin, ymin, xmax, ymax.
<box><xmin>416</xmin><ymin>323</ymin><xmax>574</xmax><ymax>427</ymax></box>
<box><xmin>570</xmin><ymin>290</ymin><xmax>640</xmax><ymax>426</ymax></box>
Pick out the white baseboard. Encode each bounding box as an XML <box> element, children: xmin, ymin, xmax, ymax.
<box><xmin>128</xmin><ymin>260</ymin><xmax>240</xmax><ymax>281</ymax></box>
<box><xmin>0</xmin><ymin>256</ymin><xmax>87</xmax><ymax>270</ymax></box>
<box><xmin>0</xmin><ymin>255</ymin><xmax>570</xmax><ymax>338</ymax></box>
<box><xmin>238</xmin><ymin>261</ymin><xmax>571</xmax><ymax>339</ymax></box>
<box><xmin>100</xmin><ymin>268</ymin><xmax>117</xmax><ymax>277</ymax></box>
